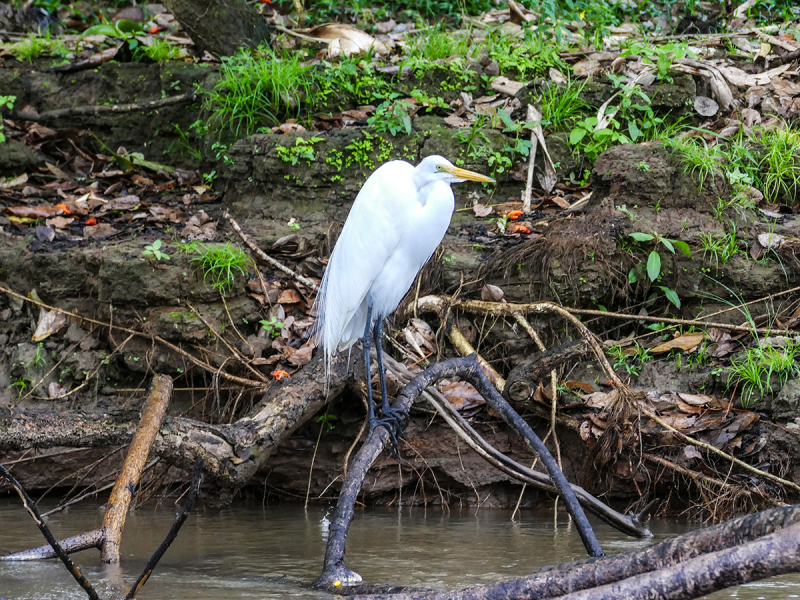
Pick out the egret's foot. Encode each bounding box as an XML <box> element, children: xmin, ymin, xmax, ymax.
<box><xmin>369</xmin><ymin>406</ymin><xmax>407</xmax><ymax>457</ymax></box>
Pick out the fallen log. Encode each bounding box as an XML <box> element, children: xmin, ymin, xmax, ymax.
<box><xmin>0</xmin><ymin>353</ymin><xmax>350</xmax><ymax>494</ymax></box>
<box><xmin>345</xmin><ymin>504</ymin><xmax>800</xmax><ymax>599</ymax></box>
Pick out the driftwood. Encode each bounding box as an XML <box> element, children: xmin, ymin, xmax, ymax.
<box><xmin>0</xmin><ymin>456</ymin><xmax>203</xmax><ymax>599</ymax></box>
<box><xmin>315</xmin><ymin>354</ymin><xmax>604</xmax><ymax>592</ymax></box>
<box><xmin>3</xmin><ymin>374</ymin><xmax>173</xmax><ymax>563</ymax></box>
<box><xmin>344</xmin><ymin>505</ymin><xmax>800</xmax><ymax>599</ymax></box>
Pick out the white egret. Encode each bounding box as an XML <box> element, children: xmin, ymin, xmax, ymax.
<box><xmin>313</xmin><ymin>155</ymin><xmax>495</xmax><ymax>434</ymax></box>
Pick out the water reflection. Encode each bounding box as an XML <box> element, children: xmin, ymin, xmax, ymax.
<box><xmin>0</xmin><ymin>499</ymin><xmax>798</xmax><ymax>598</ymax></box>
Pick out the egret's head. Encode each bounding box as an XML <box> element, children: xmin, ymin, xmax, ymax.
<box><xmin>415</xmin><ymin>155</ymin><xmax>495</xmax><ymax>186</ymax></box>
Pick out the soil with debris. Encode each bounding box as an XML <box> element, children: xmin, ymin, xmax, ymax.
<box><xmin>1</xmin><ymin>0</ymin><xmax>800</xmax><ymax>519</ymax></box>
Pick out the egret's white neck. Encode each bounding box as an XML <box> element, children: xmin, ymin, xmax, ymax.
<box><xmin>412</xmin><ymin>171</ymin><xmax>451</xmax><ymax>200</ymax></box>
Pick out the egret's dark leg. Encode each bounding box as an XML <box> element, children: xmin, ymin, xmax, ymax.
<box><xmin>372</xmin><ymin>318</ymin><xmax>395</xmax><ymax>421</ymax></box>
<box><xmin>372</xmin><ymin>318</ymin><xmax>406</xmax><ymax>454</ymax></box>
<box><xmin>362</xmin><ymin>301</ymin><xmax>376</xmax><ymax>431</ymax></box>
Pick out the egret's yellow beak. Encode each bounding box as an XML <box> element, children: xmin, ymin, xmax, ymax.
<box><xmin>443</xmin><ymin>165</ymin><xmax>496</xmax><ymax>184</ymax></box>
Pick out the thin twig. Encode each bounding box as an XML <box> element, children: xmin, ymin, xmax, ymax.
<box><xmin>126</xmin><ymin>457</ymin><xmax>204</xmax><ymax>599</ymax></box>
<box><xmin>186</xmin><ymin>301</ymin><xmax>267</xmax><ymax>382</ymax></box>
<box><xmin>456</xmin><ymin>296</ymin><xmax>800</xmax><ymax>336</ymax></box>
<box><xmin>0</xmin><ymin>285</ymin><xmax>267</xmax><ymax>389</ymax></box>
<box><xmin>224</xmin><ymin>211</ymin><xmax>318</xmax><ymax>290</ymax></box>
<box><xmin>306</xmin><ymin>420</ymin><xmax>325</xmax><ymax>509</ymax></box>
<box><xmin>522</xmin><ymin>104</ymin><xmax>538</xmax><ymax>213</ymax></box>
<box><xmin>642</xmin><ymin>453</ymin><xmax>784</xmax><ymax>507</ymax></box>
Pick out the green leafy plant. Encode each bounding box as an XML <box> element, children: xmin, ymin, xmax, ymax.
<box><xmin>0</xmin><ymin>95</ymin><xmax>15</xmax><ymax>143</ymax></box>
<box><xmin>405</xmin><ymin>23</ymin><xmax>472</xmax><ymax>61</ymax></box>
<box><xmin>367</xmin><ymin>95</ymin><xmax>414</xmax><ymax>136</ymax></box>
<box><xmin>410</xmin><ymin>89</ymin><xmax>449</xmax><ymax>111</ymax></box>
<box><xmin>316</xmin><ymin>413</ymin><xmax>338</xmax><ymax>431</ymax></box>
<box><xmin>727</xmin><ymin>342</ymin><xmax>800</xmax><ymax>407</ymax></box>
<box><xmin>260</xmin><ymin>316</ymin><xmax>285</xmax><ymax>338</ymax></box>
<box><xmin>607</xmin><ymin>341</ymin><xmax>651</xmax><ymax>377</ymax></box>
<box><xmin>207</xmin><ymin>47</ymin><xmax>311</xmax><ymax>137</ymax></box>
<box><xmin>485</xmin><ymin>27</ymin><xmax>568</xmax><ymax>80</ymax></box>
<box><xmin>190</xmin><ymin>242</ymin><xmax>249</xmax><ymax>293</ymax></box>
<box><xmin>8</xmin><ymin>377</ymin><xmax>33</xmax><ymax>398</ymax></box>
<box><xmin>275</xmin><ymin>136</ymin><xmax>324</xmax><ymax>165</ymax></box>
<box><xmin>627</xmin><ymin>231</ymin><xmax>692</xmax><ymax>308</ymax></box>
<box><xmin>621</xmin><ymin>41</ymin><xmax>696</xmax><ymax>82</ymax></box>
<box><xmin>137</xmin><ymin>38</ymin><xmax>182</xmax><ymax>63</ymax></box>
<box><xmin>698</xmin><ymin>227</ymin><xmax>741</xmax><ymax>272</ymax></box>
<box><xmin>80</xmin><ymin>18</ymin><xmax>144</xmax><ymax>52</ymax></box>
<box><xmin>535</xmin><ymin>79</ymin><xmax>589</xmax><ymax>131</ymax></box>
<box><xmin>760</xmin><ymin>126</ymin><xmax>800</xmax><ymax>203</ymax></box>
<box><xmin>311</xmin><ymin>57</ymin><xmax>393</xmax><ymax>110</ymax></box>
<box><xmin>142</xmin><ymin>239</ymin><xmax>170</xmax><ymax>261</ymax></box>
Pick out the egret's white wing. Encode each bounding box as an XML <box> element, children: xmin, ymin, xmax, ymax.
<box><xmin>314</xmin><ymin>160</ymin><xmax>418</xmax><ymax>367</ymax></box>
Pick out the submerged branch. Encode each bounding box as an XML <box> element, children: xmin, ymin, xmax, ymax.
<box><xmin>348</xmin><ymin>505</ymin><xmax>800</xmax><ymax>600</ymax></box>
<box><xmin>0</xmin><ymin>464</ymin><xmax>101</xmax><ymax>600</ymax></box>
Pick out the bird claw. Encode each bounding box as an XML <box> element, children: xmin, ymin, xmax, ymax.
<box><xmin>369</xmin><ymin>406</ymin><xmax>407</xmax><ymax>458</ymax></box>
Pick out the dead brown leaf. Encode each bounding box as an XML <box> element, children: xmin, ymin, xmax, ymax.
<box><xmin>440</xmin><ymin>380</ymin><xmax>486</xmax><ymax>411</ymax></box>
<box><xmin>32</xmin><ymin>308</ymin><xmax>68</xmax><ymax>342</ymax></box>
<box><xmin>650</xmin><ymin>332</ymin><xmax>705</xmax><ymax>354</ymax></box>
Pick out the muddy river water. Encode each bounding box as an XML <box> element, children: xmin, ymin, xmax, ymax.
<box><xmin>1</xmin><ymin>499</ymin><xmax>799</xmax><ymax>599</ymax></box>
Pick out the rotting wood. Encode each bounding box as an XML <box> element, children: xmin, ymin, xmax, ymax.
<box><xmin>0</xmin><ymin>353</ymin><xmax>350</xmax><ymax>493</ymax></box>
<box><xmin>101</xmin><ymin>374</ymin><xmax>173</xmax><ymax>563</ymax></box>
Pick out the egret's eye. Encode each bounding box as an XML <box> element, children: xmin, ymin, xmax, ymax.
<box><xmin>436</xmin><ymin>165</ymin><xmax>444</xmax><ymax>171</ymax></box>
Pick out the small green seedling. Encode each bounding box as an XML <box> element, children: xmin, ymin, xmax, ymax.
<box><xmin>143</xmin><ymin>239</ymin><xmax>169</xmax><ymax>261</ymax></box>
<box><xmin>0</xmin><ymin>95</ymin><xmax>15</xmax><ymax>143</ymax></box>
<box><xmin>260</xmin><ymin>316</ymin><xmax>285</xmax><ymax>338</ymax></box>
<box><xmin>627</xmin><ymin>231</ymin><xmax>692</xmax><ymax>308</ymax></box>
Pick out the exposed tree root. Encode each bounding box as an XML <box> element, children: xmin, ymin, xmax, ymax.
<box><xmin>414</xmin><ymin>294</ymin><xmax>800</xmax><ymax>503</ymax></box>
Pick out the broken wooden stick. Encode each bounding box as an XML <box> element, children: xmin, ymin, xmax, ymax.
<box><xmin>224</xmin><ymin>210</ymin><xmax>318</xmax><ymax>290</ymax></box>
<box><xmin>102</xmin><ymin>374</ymin><xmax>173</xmax><ymax>563</ymax></box>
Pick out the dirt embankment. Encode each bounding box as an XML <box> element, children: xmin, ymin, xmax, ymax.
<box><xmin>1</xmin><ymin>59</ymin><xmax>799</xmax><ymax>514</ymax></box>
